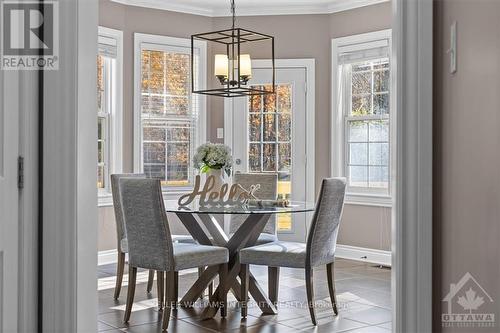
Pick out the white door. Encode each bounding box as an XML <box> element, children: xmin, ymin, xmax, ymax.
<box><xmin>0</xmin><ymin>70</ymin><xmax>20</xmax><ymax>331</ymax></box>
<box><xmin>228</xmin><ymin>64</ymin><xmax>311</xmax><ymax>241</ymax></box>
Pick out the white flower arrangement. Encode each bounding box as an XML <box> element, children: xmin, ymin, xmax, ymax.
<box><xmin>193</xmin><ymin>142</ymin><xmax>232</xmax><ymax>177</ymax></box>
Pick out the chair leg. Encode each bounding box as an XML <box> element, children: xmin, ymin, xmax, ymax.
<box><xmin>173</xmin><ymin>271</ymin><xmax>179</xmax><ymax>310</ymax></box>
<box><xmin>305</xmin><ymin>267</ymin><xmax>317</xmax><ymax>325</ymax></box>
<box><xmin>208</xmin><ymin>281</ymin><xmax>214</xmax><ymax>298</ymax></box>
<box><xmin>157</xmin><ymin>271</ymin><xmax>164</xmax><ymax>310</ymax></box>
<box><xmin>268</xmin><ymin>267</ymin><xmax>280</xmax><ymax>306</ymax></box>
<box><xmin>114</xmin><ymin>251</ymin><xmax>125</xmax><ymax>300</ymax></box>
<box><xmin>123</xmin><ymin>266</ymin><xmax>137</xmax><ymax>323</ymax></box>
<box><xmin>162</xmin><ymin>271</ymin><xmax>175</xmax><ymax>331</ymax></box>
<box><xmin>326</xmin><ymin>263</ymin><xmax>339</xmax><ymax>315</ymax></box>
<box><xmin>240</xmin><ymin>264</ymin><xmax>249</xmax><ymax>318</ymax></box>
<box><xmin>197</xmin><ymin>267</ymin><xmax>204</xmax><ymax>299</ymax></box>
<box><xmin>146</xmin><ymin>270</ymin><xmax>155</xmax><ymax>293</ymax></box>
<box><xmin>219</xmin><ymin>263</ymin><xmax>228</xmax><ymax>318</ymax></box>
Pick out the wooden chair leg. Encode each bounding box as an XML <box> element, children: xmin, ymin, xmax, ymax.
<box><xmin>123</xmin><ymin>266</ymin><xmax>137</xmax><ymax>323</ymax></box>
<box><xmin>268</xmin><ymin>267</ymin><xmax>280</xmax><ymax>306</ymax></box>
<box><xmin>305</xmin><ymin>267</ymin><xmax>317</xmax><ymax>325</ymax></box>
<box><xmin>326</xmin><ymin>263</ymin><xmax>339</xmax><ymax>315</ymax></box>
<box><xmin>240</xmin><ymin>264</ymin><xmax>249</xmax><ymax>318</ymax></box>
<box><xmin>208</xmin><ymin>281</ymin><xmax>214</xmax><ymax>298</ymax></box>
<box><xmin>219</xmin><ymin>263</ymin><xmax>228</xmax><ymax>318</ymax></box>
<box><xmin>197</xmin><ymin>267</ymin><xmax>204</xmax><ymax>299</ymax></box>
<box><xmin>114</xmin><ymin>251</ymin><xmax>125</xmax><ymax>300</ymax></box>
<box><xmin>162</xmin><ymin>271</ymin><xmax>175</xmax><ymax>331</ymax></box>
<box><xmin>173</xmin><ymin>271</ymin><xmax>179</xmax><ymax>310</ymax></box>
<box><xmin>157</xmin><ymin>271</ymin><xmax>164</xmax><ymax>310</ymax></box>
<box><xmin>146</xmin><ymin>270</ymin><xmax>155</xmax><ymax>293</ymax></box>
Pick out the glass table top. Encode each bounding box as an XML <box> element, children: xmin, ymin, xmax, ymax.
<box><xmin>165</xmin><ymin>200</ymin><xmax>315</xmax><ymax>215</ymax></box>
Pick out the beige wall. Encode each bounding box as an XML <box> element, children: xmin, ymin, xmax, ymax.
<box><xmin>210</xmin><ymin>4</ymin><xmax>392</xmax><ymax>191</ymax></box>
<box><xmin>99</xmin><ymin>0</ymin><xmax>213</xmax><ymax>173</ymax></box>
<box><xmin>433</xmin><ymin>1</ymin><xmax>500</xmax><ymax>331</ymax></box>
<box><xmin>98</xmin><ymin>0</ymin><xmax>392</xmax><ymax>253</ymax></box>
<box><xmin>339</xmin><ymin>205</ymin><xmax>391</xmax><ymax>251</ymax></box>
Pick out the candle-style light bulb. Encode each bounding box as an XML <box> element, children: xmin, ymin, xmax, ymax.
<box><xmin>240</xmin><ymin>54</ymin><xmax>252</xmax><ymax>79</ymax></box>
<box><xmin>214</xmin><ymin>54</ymin><xmax>229</xmax><ymax>77</ymax></box>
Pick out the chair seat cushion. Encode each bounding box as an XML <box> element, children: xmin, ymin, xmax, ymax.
<box><xmin>172</xmin><ymin>235</ymin><xmax>197</xmax><ymax>244</ymax></box>
<box><xmin>239</xmin><ymin>241</ymin><xmax>307</xmax><ymax>268</ymax></box>
<box><xmin>229</xmin><ymin>232</ymin><xmax>278</xmax><ymax>246</ymax></box>
<box><xmin>120</xmin><ymin>235</ymin><xmax>196</xmax><ymax>253</ymax></box>
<box><xmin>255</xmin><ymin>233</ymin><xmax>279</xmax><ymax>245</ymax></box>
<box><xmin>173</xmin><ymin>243</ymin><xmax>229</xmax><ymax>271</ymax></box>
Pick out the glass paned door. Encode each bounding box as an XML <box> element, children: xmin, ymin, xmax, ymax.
<box><xmin>230</xmin><ymin>67</ymin><xmax>308</xmax><ymax>241</ymax></box>
<box><xmin>248</xmin><ymin>84</ymin><xmax>293</xmax><ymax>230</ymax></box>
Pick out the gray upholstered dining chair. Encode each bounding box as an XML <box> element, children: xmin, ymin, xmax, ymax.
<box><xmin>230</xmin><ymin>173</ymin><xmax>278</xmax><ymax>243</ymax></box>
<box><xmin>110</xmin><ymin>174</ymin><xmax>197</xmax><ymax>300</ymax></box>
<box><xmin>120</xmin><ymin>178</ymin><xmax>229</xmax><ymax>331</ymax></box>
<box><xmin>229</xmin><ymin>172</ymin><xmax>279</xmax><ymax>303</ymax></box>
<box><xmin>239</xmin><ymin>178</ymin><xmax>346</xmax><ymax>325</ymax></box>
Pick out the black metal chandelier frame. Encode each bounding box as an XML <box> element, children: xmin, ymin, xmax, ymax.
<box><xmin>191</xmin><ymin>0</ymin><xmax>275</xmax><ymax>98</ymax></box>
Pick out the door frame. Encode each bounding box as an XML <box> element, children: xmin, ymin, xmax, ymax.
<box><xmin>224</xmin><ymin>59</ymin><xmax>316</xmax><ymax>210</ymax></box>
<box><xmin>392</xmin><ymin>0</ymin><xmax>433</xmax><ymax>332</ymax></box>
<box><xmin>0</xmin><ymin>62</ymin><xmax>39</xmax><ymax>333</ymax></box>
<box><xmin>40</xmin><ymin>0</ymin><xmax>432</xmax><ymax>332</ymax></box>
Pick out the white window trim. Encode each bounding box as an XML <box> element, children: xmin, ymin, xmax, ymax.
<box><xmin>331</xmin><ymin>29</ymin><xmax>393</xmax><ymax>207</ymax></box>
<box><xmin>98</xmin><ymin>26</ymin><xmax>123</xmax><ymax>207</ymax></box>
<box><xmin>133</xmin><ymin>33</ymin><xmax>207</xmax><ymax>194</ymax></box>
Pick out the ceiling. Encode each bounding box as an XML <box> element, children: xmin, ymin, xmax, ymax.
<box><xmin>111</xmin><ymin>0</ymin><xmax>389</xmax><ymax>17</ymax></box>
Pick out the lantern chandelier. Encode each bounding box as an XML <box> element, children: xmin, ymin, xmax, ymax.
<box><xmin>191</xmin><ymin>0</ymin><xmax>275</xmax><ymax>97</ymax></box>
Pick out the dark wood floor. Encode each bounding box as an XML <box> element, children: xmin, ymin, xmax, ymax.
<box><xmin>97</xmin><ymin>259</ymin><xmax>392</xmax><ymax>332</ymax></box>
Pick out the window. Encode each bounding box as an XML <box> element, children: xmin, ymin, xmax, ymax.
<box><xmin>346</xmin><ymin>58</ymin><xmax>390</xmax><ymax>192</ymax></box>
<box><xmin>134</xmin><ymin>34</ymin><xmax>206</xmax><ymax>191</ymax></box>
<box><xmin>248</xmin><ymin>84</ymin><xmax>292</xmax><ymax>230</ymax></box>
<box><xmin>332</xmin><ymin>30</ymin><xmax>392</xmax><ymax>204</ymax></box>
<box><xmin>97</xmin><ymin>27</ymin><xmax>123</xmax><ymax>204</ymax></box>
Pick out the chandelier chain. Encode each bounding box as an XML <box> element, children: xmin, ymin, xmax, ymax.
<box><xmin>230</xmin><ymin>0</ymin><xmax>236</xmax><ymax>30</ymax></box>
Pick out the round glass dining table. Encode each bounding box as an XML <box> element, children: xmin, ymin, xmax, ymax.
<box><xmin>165</xmin><ymin>200</ymin><xmax>315</xmax><ymax>215</ymax></box>
<box><xmin>164</xmin><ymin>200</ymin><xmax>315</xmax><ymax>318</ymax></box>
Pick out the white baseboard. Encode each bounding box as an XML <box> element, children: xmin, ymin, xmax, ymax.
<box><xmin>335</xmin><ymin>244</ymin><xmax>391</xmax><ymax>267</ymax></box>
<box><xmin>98</xmin><ymin>249</ymin><xmax>118</xmax><ymax>266</ymax></box>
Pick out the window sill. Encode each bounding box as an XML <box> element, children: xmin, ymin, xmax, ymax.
<box><xmin>345</xmin><ymin>193</ymin><xmax>392</xmax><ymax>207</ymax></box>
<box><xmin>98</xmin><ymin>194</ymin><xmax>113</xmax><ymax>207</ymax></box>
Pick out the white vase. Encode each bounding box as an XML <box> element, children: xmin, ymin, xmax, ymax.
<box><xmin>207</xmin><ymin>169</ymin><xmax>224</xmax><ymax>193</ymax></box>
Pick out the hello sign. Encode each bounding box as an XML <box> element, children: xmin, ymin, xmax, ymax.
<box><xmin>178</xmin><ymin>175</ymin><xmax>259</xmax><ymax>207</ymax></box>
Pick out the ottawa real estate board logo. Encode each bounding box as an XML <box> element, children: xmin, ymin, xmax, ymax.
<box><xmin>1</xmin><ymin>0</ymin><xmax>59</xmax><ymax>70</ymax></box>
<box><xmin>442</xmin><ymin>272</ymin><xmax>495</xmax><ymax>328</ymax></box>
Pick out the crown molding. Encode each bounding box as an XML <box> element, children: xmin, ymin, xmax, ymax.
<box><xmin>326</xmin><ymin>0</ymin><xmax>388</xmax><ymax>14</ymax></box>
<box><xmin>111</xmin><ymin>0</ymin><xmax>215</xmax><ymax>16</ymax></box>
<box><xmin>110</xmin><ymin>0</ymin><xmax>390</xmax><ymax>17</ymax></box>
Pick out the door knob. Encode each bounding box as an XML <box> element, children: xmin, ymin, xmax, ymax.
<box><xmin>235</xmin><ymin>158</ymin><xmax>241</xmax><ymax>165</ymax></box>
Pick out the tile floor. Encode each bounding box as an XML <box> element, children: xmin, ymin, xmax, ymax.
<box><xmin>98</xmin><ymin>259</ymin><xmax>392</xmax><ymax>332</ymax></box>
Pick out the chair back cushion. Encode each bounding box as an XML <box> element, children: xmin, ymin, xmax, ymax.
<box><xmin>306</xmin><ymin>178</ymin><xmax>346</xmax><ymax>268</ymax></box>
<box><xmin>110</xmin><ymin>173</ymin><xmax>145</xmax><ymax>251</ymax></box>
<box><xmin>120</xmin><ymin>178</ymin><xmax>174</xmax><ymax>271</ymax></box>
<box><xmin>230</xmin><ymin>173</ymin><xmax>278</xmax><ymax>235</ymax></box>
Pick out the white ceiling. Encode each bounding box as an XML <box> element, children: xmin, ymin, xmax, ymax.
<box><xmin>111</xmin><ymin>0</ymin><xmax>389</xmax><ymax>17</ymax></box>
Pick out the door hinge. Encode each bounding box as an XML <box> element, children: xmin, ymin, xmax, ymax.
<box><xmin>18</xmin><ymin>156</ymin><xmax>24</xmax><ymax>190</ymax></box>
